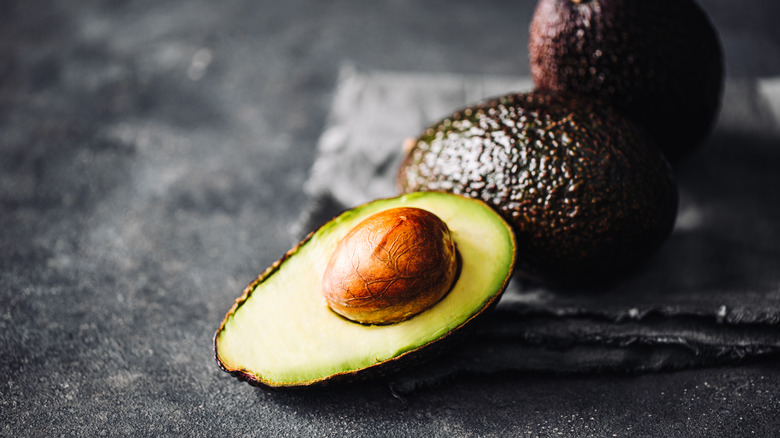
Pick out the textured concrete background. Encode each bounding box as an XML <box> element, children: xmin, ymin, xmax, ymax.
<box><xmin>2</xmin><ymin>1</ymin><xmax>780</xmax><ymax>436</ymax></box>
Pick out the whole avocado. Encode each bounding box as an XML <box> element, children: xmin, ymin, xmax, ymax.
<box><xmin>529</xmin><ymin>0</ymin><xmax>724</xmax><ymax>164</ymax></box>
<box><xmin>398</xmin><ymin>90</ymin><xmax>678</xmax><ymax>286</ymax></box>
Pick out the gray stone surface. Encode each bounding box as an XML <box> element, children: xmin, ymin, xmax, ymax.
<box><xmin>2</xmin><ymin>1</ymin><xmax>780</xmax><ymax>436</ymax></box>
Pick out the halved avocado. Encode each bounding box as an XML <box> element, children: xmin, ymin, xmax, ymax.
<box><xmin>214</xmin><ymin>191</ymin><xmax>516</xmax><ymax>388</ymax></box>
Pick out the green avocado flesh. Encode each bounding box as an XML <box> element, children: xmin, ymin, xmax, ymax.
<box><xmin>215</xmin><ymin>192</ymin><xmax>516</xmax><ymax>388</ymax></box>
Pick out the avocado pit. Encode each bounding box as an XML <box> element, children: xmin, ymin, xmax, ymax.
<box><xmin>321</xmin><ymin>207</ymin><xmax>458</xmax><ymax>325</ymax></box>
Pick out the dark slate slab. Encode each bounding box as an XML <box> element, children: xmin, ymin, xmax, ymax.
<box><xmin>298</xmin><ymin>67</ymin><xmax>780</xmax><ymax>388</ymax></box>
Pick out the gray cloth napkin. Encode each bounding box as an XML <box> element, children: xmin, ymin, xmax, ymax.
<box><xmin>296</xmin><ymin>65</ymin><xmax>780</xmax><ymax>391</ymax></box>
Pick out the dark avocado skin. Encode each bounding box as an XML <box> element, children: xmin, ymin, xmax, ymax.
<box><xmin>398</xmin><ymin>90</ymin><xmax>678</xmax><ymax>286</ymax></box>
<box><xmin>529</xmin><ymin>0</ymin><xmax>724</xmax><ymax>164</ymax></box>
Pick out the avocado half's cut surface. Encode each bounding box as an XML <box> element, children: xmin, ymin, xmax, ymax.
<box><xmin>214</xmin><ymin>191</ymin><xmax>516</xmax><ymax>388</ymax></box>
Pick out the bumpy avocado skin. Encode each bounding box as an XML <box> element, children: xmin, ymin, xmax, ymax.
<box><xmin>398</xmin><ymin>90</ymin><xmax>678</xmax><ymax>286</ymax></box>
<box><xmin>529</xmin><ymin>0</ymin><xmax>724</xmax><ymax>164</ymax></box>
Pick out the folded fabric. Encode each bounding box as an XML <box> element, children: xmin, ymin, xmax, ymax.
<box><xmin>296</xmin><ymin>65</ymin><xmax>780</xmax><ymax>390</ymax></box>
